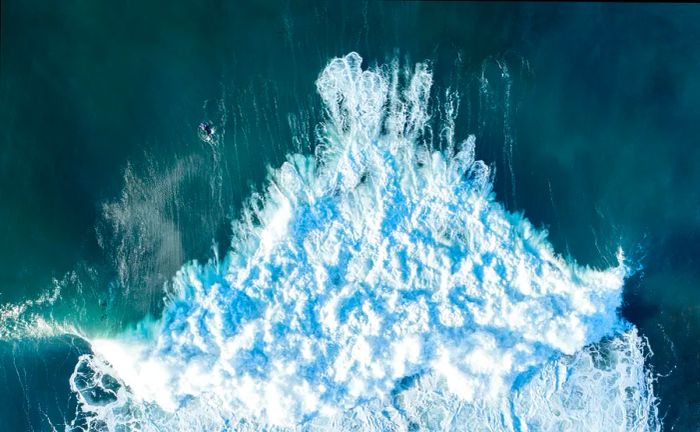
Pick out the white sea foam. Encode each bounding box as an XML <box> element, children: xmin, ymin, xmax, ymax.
<box><xmin>0</xmin><ymin>282</ymin><xmax>73</xmax><ymax>340</ymax></box>
<box><xmin>69</xmin><ymin>53</ymin><xmax>658</xmax><ymax>431</ymax></box>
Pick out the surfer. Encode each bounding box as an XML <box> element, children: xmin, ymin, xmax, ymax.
<box><xmin>198</xmin><ymin>121</ymin><xmax>216</xmax><ymax>142</ymax></box>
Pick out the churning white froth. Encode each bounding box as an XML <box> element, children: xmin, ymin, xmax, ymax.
<box><xmin>70</xmin><ymin>53</ymin><xmax>658</xmax><ymax>431</ymax></box>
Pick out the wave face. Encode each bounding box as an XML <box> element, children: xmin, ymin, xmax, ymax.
<box><xmin>69</xmin><ymin>53</ymin><xmax>658</xmax><ymax>431</ymax></box>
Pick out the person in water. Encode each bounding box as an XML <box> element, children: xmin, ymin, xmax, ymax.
<box><xmin>198</xmin><ymin>121</ymin><xmax>215</xmax><ymax>142</ymax></box>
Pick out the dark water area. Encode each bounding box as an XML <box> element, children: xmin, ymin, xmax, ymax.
<box><xmin>1</xmin><ymin>1</ymin><xmax>699</xmax><ymax>430</ymax></box>
<box><xmin>0</xmin><ymin>337</ymin><xmax>90</xmax><ymax>431</ymax></box>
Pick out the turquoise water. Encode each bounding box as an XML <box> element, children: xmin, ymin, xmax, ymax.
<box><xmin>1</xmin><ymin>2</ymin><xmax>698</xmax><ymax>430</ymax></box>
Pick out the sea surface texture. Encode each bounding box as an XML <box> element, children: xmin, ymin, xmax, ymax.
<box><xmin>67</xmin><ymin>53</ymin><xmax>657</xmax><ymax>430</ymax></box>
<box><xmin>1</xmin><ymin>2</ymin><xmax>699</xmax><ymax>431</ymax></box>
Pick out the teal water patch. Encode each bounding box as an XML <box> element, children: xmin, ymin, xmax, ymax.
<box><xmin>0</xmin><ymin>336</ymin><xmax>90</xmax><ymax>431</ymax></box>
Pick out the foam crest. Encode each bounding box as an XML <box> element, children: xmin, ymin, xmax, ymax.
<box><xmin>0</xmin><ymin>283</ymin><xmax>72</xmax><ymax>340</ymax></box>
<box><xmin>70</xmin><ymin>53</ymin><xmax>658</xmax><ymax>430</ymax></box>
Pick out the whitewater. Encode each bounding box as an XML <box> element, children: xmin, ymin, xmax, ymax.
<box><xmin>67</xmin><ymin>53</ymin><xmax>659</xmax><ymax>431</ymax></box>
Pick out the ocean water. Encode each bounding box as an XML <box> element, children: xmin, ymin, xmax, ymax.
<box><xmin>0</xmin><ymin>2</ymin><xmax>698</xmax><ymax>431</ymax></box>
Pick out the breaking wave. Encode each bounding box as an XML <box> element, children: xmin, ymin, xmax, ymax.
<box><xmin>68</xmin><ymin>53</ymin><xmax>659</xmax><ymax>431</ymax></box>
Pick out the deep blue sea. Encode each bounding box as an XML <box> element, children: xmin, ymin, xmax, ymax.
<box><xmin>1</xmin><ymin>2</ymin><xmax>699</xmax><ymax>430</ymax></box>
